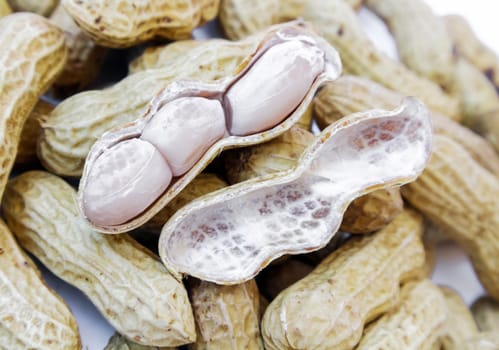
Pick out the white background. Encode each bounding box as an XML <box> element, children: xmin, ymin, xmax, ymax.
<box><xmin>38</xmin><ymin>1</ymin><xmax>497</xmax><ymax>349</ymax></box>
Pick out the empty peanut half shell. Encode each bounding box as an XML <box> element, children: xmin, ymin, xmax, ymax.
<box><xmin>78</xmin><ymin>21</ymin><xmax>342</xmax><ymax>234</ymax></box>
<box><xmin>158</xmin><ymin>97</ymin><xmax>432</xmax><ymax>284</ymax></box>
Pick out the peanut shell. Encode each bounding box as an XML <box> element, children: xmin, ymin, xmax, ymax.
<box><xmin>104</xmin><ymin>333</ymin><xmax>176</xmax><ymax>350</ymax></box>
<box><xmin>7</xmin><ymin>0</ymin><xmax>58</xmax><ymax>16</ymax></box>
<box><xmin>471</xmin><ymin>297</ymin><xmax>499</xmax><ymax>332</ymax></box>
<box><xmin>0</xmin><ymin>0</ymin><xmax>11</xmax><ymax>16</ymax></box>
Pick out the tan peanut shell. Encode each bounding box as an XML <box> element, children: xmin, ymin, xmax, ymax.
<box><xmin>224</xmin><ymin>125</ymin><xmax>403</xmax><ymax>234</ymax></box>
<box><xmin>38</xmin><ymin>33</ymin><xmax>264</xmax><ymax>177</ymax></box>
<box><xmin>444</xmin><ymin>14</ymin><xmax>499</xmax><ymax>91</ymax></box>
<box><xmin>0</xmin><ymin>12</ymin><xmax>66</xmax><ymax>199</ymax></box>
<box><xmin>16</xmin><ymin>99</ymin><xmax>54</xmax><ymax>164</ymax></box>
<box><xmin>356</xmin><ymin>279</ymin><xmax>446</xmax><ymax>350</ymax></box>
<box><xmin>104</xmin><ymin>333</ymin><xmax>176</xmax><ymax>350</ymax></box>
<box><xmin>314</xmin><ymin>75</ymin><xmax>499</xmax><ymax>176</ymax></box>
<box><xmin>301</xmin><ymin>0</ymin><xmax>460</xmax><ymax>119</ymax></box>
<box><xmin>0</xmin><ymin>0</ymin><xmax>11</xmax><ymax>16</ymax></box>
<box><xmin>463</xmin><ymin>332</ymin><xmax>499</xmax><ymax>350</ymax></box>
<box><xmin>439</xmin><ymin>286</ymin><xmax>479</xmax><ymax>350</ymax></box>
<box><xmin>261</xmin><ymin>210</ymin><xmax>426</xmax><ymax>350</ymax></box>
<box><xmin>188</xmin><ymin>279</ymin><xmax>263</xmax><ymax>349</ymax></box>
<box><xmin>402</xmin><ymin>135</ymin><xmax>499</xmax><ymax>300</ymax></box>
<box><xmin>143</xmin><ymin>173</ymin><xmax>227</xmax><ymax>233</ymax></box>
<box><xmin>365</xmin><ymin>0</ymin><xmax>455</xmax><ymax>89</ymax></box>
<box><xmin>2</xmin><ymin>171</ymin><xmax>195</xmax><ymax>347</ymax></box>
<box><xmin>49</xmin><ymin>3</ymin><xmax>107</xmax><ymax>92</ymax></box>
<box><xmin>7</xmin><ymin>0</ymin><xmax>58</xmax><ymax>16</ymax></box>
<box><xmin>0</xmin><ymin>219</ymin><xmax>80</xmax><ymax>349</ymax></box>
<box><xmin>62</xmin><ymin>0</ymin><xmax>220</xmax><ymax>48</ymax></box>
<box><xmin>471</xmin><ymin>297</ymin><xmax>499</xmax><ymax>332</ymax></box>
<box><xmin>220</xmin><ymin>0</ymin><xmax>279</xmax><ymax>40</ymax></box>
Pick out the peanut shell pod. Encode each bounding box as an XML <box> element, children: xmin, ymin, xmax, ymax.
<box><xmin>0</xmin><ymin>219</ymin><xmax>81</xmax><ymax>349</ymax></box>
<box><xmin>62</xmin><ymin>0</ymin><xmax>219</xmax><ymax>48</ymax></box>
<box><xmin>0</xmin><ymin>0</ymin><xmax>11</xmax><ymax>16</ymax></box>
<box><xmin>188</xmin><ymin>279</ymin><xmax>263</xmax><ymax>349</ymax></box>
<box><xmin>402</xmin><ymin>135</ymin><xmax>499</xmax><ymax>300</ymax></box>
<box><xmin>159</xmin><ymin>97</ymin><xmax>432</xmax><ymax>284</ymax></box>
<box><xmin>463</xmin><ymin>332</ymin><xmax>499</xmax><ymax>350</ymax></box>
<box><xmin>0</xmin><ymin>12</ymin><xmax>66</xmax><ymax>200</ymax></box>
<box><xmin>356</xmin><ymin>279</ymin><xmax>446</xmax><ymax>350</ymax></box>
<box><xmin>261</xmin><ymin>210</ymin><xmax>426</xmax><ymax>350</ymax></box>
<box><xmin>78</xmin><ymin>21</ymin><xmax>343</xmax><ymax>233</ymax></box>
<box><xmin>2</xmin><ymin>171</ymin><xmax>195</xmax><ymax>347</ymax></box>
<box><xmin>104</xmin><ymin>333</ymin><xmax>176</xmax><ymax>350</ymax></box>
<box><xmin>7</xmin><ymin>0</ymin><xmax>58</xmax><ymax>16</ymax></box>
<box><xmin>471</xmin><ymin>297</ymin><xmax>499</xmax><ymax>332</ymax></box>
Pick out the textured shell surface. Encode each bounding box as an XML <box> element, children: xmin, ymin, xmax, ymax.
<box><xmin>158</xmin><ymin>97</ymin><xmax>432</xmax><ymax>284</ymax></box>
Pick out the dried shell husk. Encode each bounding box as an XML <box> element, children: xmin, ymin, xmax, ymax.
<box><xmin>0</xmin><ymin>219</ymin><xmax>81</xmax><ymax>349</ymax></box>
<box><xmin>261</xmin><ymin>210</ymin><xmax>426</xmax><ymax>350</ymax></box>
<box><xmin>471</xmin><ymin>297</ymin><xmax>499</xmax><ymax>332</ymax></box>
<box><xmin>188</xmin><ymin>279</ymin><xmax>263</xmax><ymax>349</ymax></box>
<box><xmin>365</xmin><ymin>0</ymin><xmax>455</xmax><ymax>89</ymax></box>
<box><xmin>314</xmin><ymin>75</ymin><xmax>499</xmax><ymax>176</ymax></box>
<box><xmin>2</xmin><ymin>171</ymin><xmax>195</xmax><ymax>347</ymax></box>
<box><xmin>79</xmin><ymin>21</ymin><xmax>343</xmax><ymax>234</ymax></box>
<box><xmin>104</xmin><ymin>333</ymin><xmax>176</xmax><ymax>350</ymax></box>
<box><xmin>0</xmin><ymin>12</ymin><xmax>66</xmax><ymax>200</ymax></box>
<box><xmin>38</xmin><ymin>31</ymin><xmax>263</xmax><ymax>177</ymax></box>
<box><xmin>439</xmin><ymin>286</ymin><xmax>479</xmax><ymax>350</ymax></box>
<box><xmin>402</xmin><ymin>135</ymin><xmax>499</xmax><ymax>300</ymax></box>
<box><xmin>7</xmin><ymin>0</ymin><xmax>58</xmax><ymax>16</ymax></box>
<box><xmin>143</xmin><ymin>174</ymin><xmax>227</xmax><ymax>234</ymax></box>
<box><xmin>16</xmin><ymin>99</ymin><xmax>53</xmax><ymax>164</ymax></box>
<box><xmin>62</xmin><ymin>0</ymin><xmax>220</xmax><ymax>48</ymax></box>
<box><xmin>356</xmin><ymin>279</ymin><xmax>446</xmax><ymax>350</ymax></box>
<box><xmin>159</xmin><ymin>97</ymin><xmax>432</xmax><ymax>284</ymax></box>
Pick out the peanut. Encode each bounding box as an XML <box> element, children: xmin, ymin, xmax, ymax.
<box><xmin>444</xmin><ymin>14</ymin><xmax>499</xmax><ymax>92</ymax></box>
<box><xmin>402</xmin><ymin>135</ymin><xmax>499</xmax><ymax>300</ymax></box>
<box><xmin>38</xmin><ymin>34</ymin><xmax>263</xmax><ymax>177</ymax></box>
<box><xmin>188</xmin><ymin>279</ymin><xmax>263</xmax><ymax>349</ymax></box>
<box><xmin>471</xmin><ymin>297</ymin><xmax>499</xmax><ymax>332</ymax></box>
<box><xmin>2</xmin><ymin>171</ymin><xmax>196</xmax><ymax>347</ymax></box>
<box><xmin>439</xmin><ymin>286</ymin><xmax>479</xmax><ymax>350</ymax></box>
<box><xmin>314</xmin><ymin>75</ymin><xmax>499</xmax><ymax>176</ymax></box>
<box><xmin>365</xmin><ymin>0</ymin><xmax>455</xmax><ymax>89</ymax></box>
<box><xmin>0</xmin><ymin>0</ymin><xmax>11</xmax><ymax>16</ymax></box>
<box><xmin>7</xmin><ymin>0</ymin><xmax>58</xmax><ymax>16</ymax></box>
<box><xmin>462</xmin><ymin>332</ymin><xmax>499</xmax><ymax>350</ymax></box>
<box><xmin>104</xmin><ymin>333</ymin><xmax>176</xmax><ymax>350</ymax></box>
<box><xmin>0</xmin><ymin>12</ymin><xmax>66</xmax><ymax>200</ymax></box>
<box><xmin>356</xmin><ymin>279</ymin><xmax>446</xmax><ymax>350</ymax></box>
<box><xmin>62</xmin><ymin>0</ymin><xmax>220</xmax><ymax>48</ymax></box>
<box><xmin>0</xmin><ymin>219</ymin><xmax>80</xmax><ymax>349</ymax></box>
<box><xmin>261</xmin><ymin>210</ymin><xmax>425</xmax><ymax>350</ymax></box>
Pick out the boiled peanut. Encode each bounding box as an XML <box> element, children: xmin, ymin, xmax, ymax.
<box><xmin>188</xmin><ymin>279</ymin><xmax>263</xmax><ymax>349</ymax></box>
<box><xmin>0</xmin><ymin>219</ymin><xmax>80</xmax><ymax>349</ymax></box>
<box><xmin>2</xmin><ymin>171</ymin><xmax>195</xmax><ymax>347</ymax></box>
<box><xmin>261</xmin><ymin>210</ymin><xmax>426</xmax><ymax>350</ymax></box>
<box><xmin>0</xmin><ymin>12</ymin><xmax>66</xmax><ymax>200</ymax></box>
<box><xmin>62</xmin><ymin>0</ymin><xmax>220</xmax><ymax>47</ymax></box>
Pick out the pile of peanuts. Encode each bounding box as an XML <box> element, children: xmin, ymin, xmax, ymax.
<box><xmin>0</xmin><ymin>0</ymin><xmax>498</xmax><ymax>349</ymax></box>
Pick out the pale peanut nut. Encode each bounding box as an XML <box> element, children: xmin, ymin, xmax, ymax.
<box><xmin>0</xmin><ymin>12</ymin><xmax>66</xmax><ymax>200</ymax></box>
<box><xmin>224</xmin><ymin>126</ymin><xmax>404</xmax><ymax>234</ymax></box>
<box><xmin>261</xmin><ymin>210</ymin><xmax>426</xmax><ymax>350</ymax></box>
<box><xmin>300</xmin><ymin>0</ymin><xmax>460</xmax><ymax>119</ymax></box>
<box><xmin>104</xmin><ymin>333</ymin><xmax>176</xmax><ymax>350</ymax></box>
<box><xmin>2</xmin><ymin>171</ymin><xmax>195</xmax><ymax>347</ymax></box>
<box><xmin>62</xmin><ymin>0</ymin><xmax>220</xmax><ymax>48</ymax></box>
<box><xmin>356</xmin><ymin>279</ymin><xmax>446</xmax><ymax>350</ymax></box>
<box><xmin>471</xmin><ymin>297</ymin><xmax>499</xmax><ymax>332</ymax></box>
<box><xmin>439</xmin><ymin>286</ymin><xmax>479</xmax><ymax>350</ymax></box>
<box><xmin>49</xmin><ymin>2</ymin><xmax>107</xmax><ymax>91</ymax></box>
<box><xmin>38</xmin><ymin>34</ymin><xmax>263</xmax><ymax>177</ymax></box>
<box><xmin>220</xmin><ymin>0</ymin><xmax>279</xmax><ymax>40</ymax></box>
<box><xmin>462</xmin><ymin>332</ymin><xmax>499</xmax><ymax>350</ymax></box>
<box><xmin>0</xmin><ymin>219</ymin><xmax>80</xmax><ymax>349</ymax></box>
<box><xmin>314</xmin><ymin>75</ymin><xmax>499</xmax><ymax>176</ymax></box>
<box><xmin>143</xmin><ymin>174</ymin><xmax>227</xmax><ymax>234</ymax></box>
<box><xmin>0</xmin><ymin>0</ymin><xmax>11</xmax><ymax>16</ymax></box>
<box><xmin>16</xmin><ymin>99</ymin><xmax>54</xmax><ymax>164</ymax></box>
<box><xmin>258</xmin><ymin>259</ymin><xmax>314</xmax><ymax>300</ymax></box>
<box><xmin>402</xmin><ymin>135</ymin><xmax>499</xmax><ymax>300</ymax></box>
<box><xmin>450</xmin><ymin>58</ymin><xmax>499</xmax><ymax>152</ymax></box>
<box><xmin>365</xmin><ymin>0</ymin><xmax>455</xmax><ymax>89</ymax></box>
<box><xmin>444</xmin><ymin>14</ymin><xmax>499</xmax><ymax>91</ymax></box>
<box><xmin>7</xmin><ymin>0</ymin><xmax>58</xmax><ymax>16</ymax></box>
<box><xmin>188</xmin><ymin>279</ymin><xmax>263</xmax><ymax>350</ymax></box>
